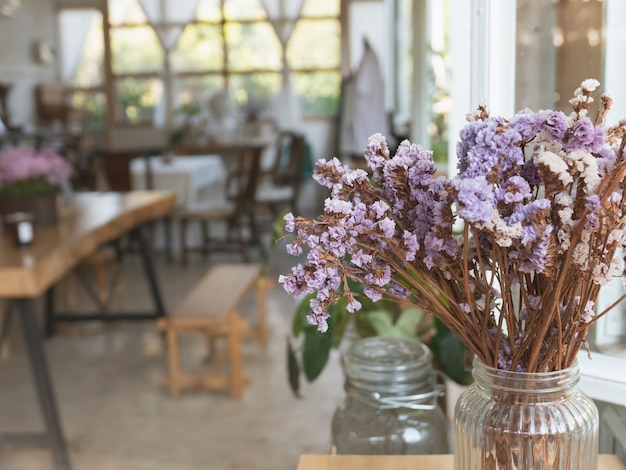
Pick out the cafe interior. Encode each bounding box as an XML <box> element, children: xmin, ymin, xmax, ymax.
<box><xmin>1</xmin><ymin>0</ymin><xmax>626</xmax><ymax>469</ymax></box>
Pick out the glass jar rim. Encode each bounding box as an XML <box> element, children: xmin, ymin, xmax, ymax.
<box><xmin>472</xmin><ymin>356</ymin><xmax>580</xmax><ymax>393</ymax></box>
<box><xmin>343</xmin><ymin>337</ymin><xmax>435</xmax><ymax>395</ymax></box>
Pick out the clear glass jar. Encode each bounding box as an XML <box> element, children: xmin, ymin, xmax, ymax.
<box><xmin>454</xmin><ymin>358</ymin><xmax>599</xmax><ymax>470</ymax></box>
<box><xmin>331</xmin><ymin>336</ymin><xmax>449</xmax><ymax>455</ymax></box>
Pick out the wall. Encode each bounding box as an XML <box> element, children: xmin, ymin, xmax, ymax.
<box><xmin>0</xmin><ymin>0</ymin><xmax>58</xmax><ymax>128</ymax></box>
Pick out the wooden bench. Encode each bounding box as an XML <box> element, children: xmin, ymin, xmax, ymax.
<box><xmin>156</xmin><ymin>263</ymin><xmax>271</xmax><ymax>399</ymax></box>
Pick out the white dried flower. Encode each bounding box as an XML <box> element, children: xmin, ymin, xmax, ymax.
<box><xmin>581</xmin><ymin>78</ymin><xmax>600</xmax><ymax>93</ymax></box>
<box><xmin>536</xmin><ymin>151</ymin><xmax>573</xmax><ymax>186</ymax></box>
<box><xmin>572</xmin><ymin>241</ymin><xmax>590</xmax><ymax>267</ymax></box>
<box><xmin>564</xmin><ymin>150</ymin><xmax>600</xmax><ymax>192</ymax></box>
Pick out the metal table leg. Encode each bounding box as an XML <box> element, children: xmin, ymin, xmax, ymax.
<box><xmin>48</xmin><ymin>226</ymin><xmax>168</xmax><ymax>327</ymax></box>
<box><xmin>18</xmin><ymin>298</ymin><xmax>72</xmax><ymax>470</ymax></box>
<box><xmin>131</xmin><ymin>227</ymin><xmax>166</xmax><ymax>319</ymax></box>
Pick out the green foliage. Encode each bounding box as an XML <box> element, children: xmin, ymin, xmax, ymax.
<box><xmin>365</xmin><ymin>308</ymin><xmax>426</xmax><ymax>340</ymax></box>
<box><xmin>430</xmin><ymin>318</ymin><xmax>474</xmax><ymax>386</ymax></box>
<box><xmin>0</xmin><ymin>176</ymin><xmax>54</xmax><ymax>198</ymax></box>
<box><xmin>287</xmin><ymin>293</ymin><xmax>473</xmax><ymax>397</ymax></box>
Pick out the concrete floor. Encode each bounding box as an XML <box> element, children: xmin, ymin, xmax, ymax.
<box><xmin>0</xmin><ymin>184</ymin><xmax>347</xmax><ymax>470</ymax></box>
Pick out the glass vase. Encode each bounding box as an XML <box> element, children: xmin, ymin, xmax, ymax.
<box><xmin>331</xmin><ymin>336</ymin><xmax>449</xmax><ymax>455</ymax></box>
<box><xmin>454</xmin><ymin>357</ymin><xmax>598</xmax><ymax>470</ymax></box>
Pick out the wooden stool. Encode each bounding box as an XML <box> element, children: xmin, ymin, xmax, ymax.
<box><xmin>157</xmin><ymin>263</ymin><xmax>270</xmax><ymax>399</ymax></box>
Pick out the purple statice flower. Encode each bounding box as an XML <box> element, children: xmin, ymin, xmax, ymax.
<box><xmin>457</xmin><ymin>116</ymin><xmax>524</xmax><ymax>179</ymax></box>
<box><xmin>284</xmin><ymin>212</ymin><xmax>296</xmax><ymax>233</ymax></box>
<box><xmin>312</xmin><ymin>157</ymin><xmax>347</xmax><ymax>189</ymax></box>
<box><xmin>394</xmin><ymin>140</ymin><xmax>437</xmax><ymax>185</ymax></box>
<box><xmin>495</xmin><ymin>175</ymin><xmax>532</xmax><ymax>205</ymax></box>
<box><xmin>376</xmin><ymin>217</ymin><xmax>396</xmax><ymax>238</ymax></box>
<box><xmin>389</xmin><ymin>281</ymin><xmax>411</xmax><ymax>299</ymax></box>
<box><xmin>456</xmin><ymin>120</ymin><xmax>501</xmax><ymax>178</ymax></box>
<box><xmin>520</xmin><ymin>158</ymin><xmax>542</xmax><ymax>186</ymax></box>
<box><xmin>370</xmin><ymin>200</ymin><xmax>389</xmax><ymax>219</ymax></box>
<box><xmin>535</xmin><ymin>110</ymin><xmax>568</xmax><ymax>140</ymax></box>
<box><xmin>346</xmin><ymin>296</ymin><xmax>362</xmax><ymax>313</ymax></box>
<box><xmin>363</xmin><ymin>286</ymin><xmax>383</xmax><ymax>302</ymax></box>
<box><xmin>320</xmin><ymin>226</ymin><xmax>351</xmax><ymax>258</ymax></box>
<box><xmin>402</xmin><ymin>230</ymin><xmax>419</xmax><ymax>261</ymax></box>
<box><xmin>585</xmin><ymin>194</ymin><xmax>601</xmax><ymax>230</ymax></box>
<box><xmin>564</xmin><ymin>119</ymin><xmax>604</xmax><ymax>152</ymax></box>
<box><xmin>278</xmin><ymin>264</ymin><xmax>307</xmax><ymax>297</ymax></box>
<box><xmin>363</xmin><ymin>133</ymin><xmax>390</xmax><ymax>184</ymax></box>
<box><xmin>508</xmin><ymin>199</ymin><xmax>553</xmax><ymax>273</ymax></box>
<box><xmin>364</xmin><ymin>264</ymin><xmax>392</xmax><ymax>288</ymax></box>
<box><xmin>350</xmin><ymin>249</ymin><xmax>373</xmax><ymax>268</ymax></box>
<box><xmin>509</xmin><ymin>108</ymin><xmax>540</xmax><ymax>141</ymax></box>
<box><xmin>307</xmin><ymin>298</ymin><xmax>331</xmax><ymax>332</ymax></box>
<box><xmin>596</xmin><ymin>145</ymin><xmax>618</xmax><ymax>175</ymax></box>
<box><xmin>451</xmin><ymin>175</ymin><xmax>494</xmax><ymax>226</ymax></box>
<box><xmin>324</xmin><ymin>197</ymin><xmax>352</xmax><ymax>216</ymax></box>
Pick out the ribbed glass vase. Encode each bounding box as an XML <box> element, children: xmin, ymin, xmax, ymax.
<box><xmin>454</xmin><ymin>358</ymin><xmax>598</xmax><ymax>470</ymax></box>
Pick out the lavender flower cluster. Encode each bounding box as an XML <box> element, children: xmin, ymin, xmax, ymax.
<box><xmin>279</xmin><ymin>79</ymin><xmax>626</xmax><ymax>372</ymax></box>
<box><xmin>0</xmin><ymin>146</ymin><xmax>73</xmax><ymax>196</ymax></box>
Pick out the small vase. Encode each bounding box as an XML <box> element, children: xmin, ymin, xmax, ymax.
<box><xmin>454</xmin><ymin>358</ymin><xmax>598</xmax><ymax>470</ymax></box>
<box><xmin>0</xmin><ymin>193</ymin><xmax>59</xmax><ymax>228</ymax></box>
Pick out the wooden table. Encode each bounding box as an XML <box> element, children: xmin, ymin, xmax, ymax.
<box><xmin>297</xmin><ymin>454</ymin><xmax>626</xmax><ymax>469</ymax></box>
<box><xmin>0</xmin><ymin>191</ymin><xmax>176</xmax><ymax>470</ymax></box>
<box><xmin>130</xmin><ymin>154</ymin><xmax>226</xmax><ymax>208</ymax></box>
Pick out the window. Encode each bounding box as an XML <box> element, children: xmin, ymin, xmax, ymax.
<box><xmin>57</xmin><ymin>8</ymin><xmax>106</xmax><ymax>136</ymax></box>
<box><xmin>101</xmin><ymin>0</ymin><xmax>341</xmax><ymax>129</ymax></box>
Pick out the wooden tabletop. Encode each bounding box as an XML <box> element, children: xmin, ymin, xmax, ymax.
<box><xmin>297</xmin><ymin>454</ymin><xmax>626</xmax><ymax>470</ymax></box>
<box><xmin>0</xmin><ymin>191</ymin><xmax>176</xmax><ymax>298</ymax></box>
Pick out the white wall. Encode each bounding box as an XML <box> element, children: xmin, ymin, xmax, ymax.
<box><xmin>0</xmin><ymin>0</ymin><xmax>58</xmax><ymax>128</ymax></box>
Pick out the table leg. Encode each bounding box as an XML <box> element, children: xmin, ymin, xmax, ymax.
<box><xmin>44</xmin><ymin>286</ymin><xmax>55</xmax><ymax>338</ymax></box>
<box><xmin>131</xmin><ymin>227</ymin><xmax>166</xmax><ymax>319</ymax></box>
<box><xmin>17</xmin><ymin>298</ymin><xmax>72</xmax><ymax>470</ymax></box>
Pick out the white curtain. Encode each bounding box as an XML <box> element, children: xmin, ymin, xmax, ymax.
<box><xmin>139</xmin><ymin>0</ymin><xmax>199</xmax><ymax>51</ymax></box>
<box><xmin>139</xmin><ymin>0</ymin><xmax>198</xmax><ymax>127</ymax></box>
<box><xmin>260</xmin><ymin>0</ymin><xmax>305</xmax><ymax>130</ymax></box>
<box><xmin>260</xmin><ymin>0</ymin><xmax>304</xmax><ymax>46</ymax></box>
<box><xmin>59</xmin><ymin>10</ymin><xmax>98</xmax><ymax>83</ymax></box>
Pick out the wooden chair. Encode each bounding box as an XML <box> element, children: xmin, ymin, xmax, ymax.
<box><xmin>175</xmin><ymin>147</ymin><xmax>264</xmax><ymax>264</ymax></box>
<box><xmin>255</xmin><ymin>131</ymin><xmax>307</xmax><ymax>221</ymax></box>
<box><xmin>156</xmin><ymin>263</ymin><xmax>271</xmax><ymax>399</ymax></box>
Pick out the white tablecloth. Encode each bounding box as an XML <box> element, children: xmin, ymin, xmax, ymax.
<box><xmin>130</xmin><ymin>155</ymin><xmax>226</xmax><ymax>207</ymax></box>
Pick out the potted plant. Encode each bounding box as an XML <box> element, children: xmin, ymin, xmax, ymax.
<box><xmin>0</xmin><ymin>146</ymin><xmax>73</xmax><ymax>227</ymax></box>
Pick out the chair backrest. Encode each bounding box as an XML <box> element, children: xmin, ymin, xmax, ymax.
<box><xmin>227</xmin><ymin>145</ymin><xmax>263</xmax><ymax>213</ymax></box>
<box><xmin>271</xmin><ymin>131</ymin><xmax>307</xmax><ymax>187</ymax></box>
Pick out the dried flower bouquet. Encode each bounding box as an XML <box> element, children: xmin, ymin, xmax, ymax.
<box><xmin>0</xmin><ymin>146</ymin><xmax>72</xmax><ymax>198</ymax></box>
<box><xmin>280</xmin><ymin>79</ymin><xmax>626</xmax><ymax>373</ymax></box>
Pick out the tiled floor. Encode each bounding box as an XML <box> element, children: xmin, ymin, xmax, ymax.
<box><xmin>0</xmin><ymin>183</ymin><xmax>347</xmax><ymax>470</ymax></box>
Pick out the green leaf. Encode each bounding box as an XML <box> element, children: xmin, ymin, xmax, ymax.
<box><xmin>364</xmin><ymin>308</ymin><xmax>425</xmax><ymax>341</ymax></box>
<box><xmin>364</xmin><ymin>310</ymin><xmax>395</xmax><ymax>336</ymax></box>
<box><xmin>395</xmin><ymin>308</ymin><xmax>425</xmax><ymax>337</ymax></box>
<box><xmin>430</xmin><ymin>318</ymin><xmax>474</xmax><ymax>386</ymax></box>
<box><xmin>328</xmin><ymin>298</ymin><xmax>349</xmax><ymax>349</ymax></box>
<box><xmin>287</xmin><ymin>337</ymin><xmax>301</xmax><ymax>397</ymax></box>
<box><xmin>292</xmin><ymin>293</ymin><xmax>315</xmax><ymax>337</ymax></box>
<box><xmin>301</xmin><ymin>316</ymin><xmax>335</xmax><ymax>382</ymax></box>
